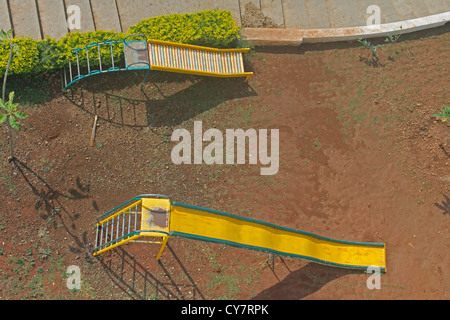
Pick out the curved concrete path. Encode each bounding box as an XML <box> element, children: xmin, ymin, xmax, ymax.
<box><xmin>0</xmin><ymin>0</ymin><xmax>449</xmax><ymax>41</ymax></box>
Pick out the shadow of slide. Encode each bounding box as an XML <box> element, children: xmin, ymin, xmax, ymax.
<box><xmin>145</xmin><ymin>76</ymin><xmax>257</xmax><ymax>128</ymax></box>
<box><xmin>253</xmin><ymin>262</ymin><xmax>362</xmax><ymax>300</ymax></box>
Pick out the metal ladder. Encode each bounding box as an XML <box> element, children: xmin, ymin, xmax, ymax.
<box><xmin>93</xmin><ymin>194</ymin><xmax>171</xmax><ymax>257</ymax></box>
<box><xmin>62</xmin><ymin>34</ymin><xmax>150</xmax><ymax>92</ymax></box>
<box><xmin>93</xmin><ymin>198</ymin><xmax>143</xmax><ymax>256</ymax></box>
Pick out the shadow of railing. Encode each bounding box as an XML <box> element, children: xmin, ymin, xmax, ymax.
<box><xmin>63</xmin><ymin>72</ymin><xmax>257</xmax><ymax>129</ymax></box>
<box><xmin>99</xmin><ymin>244</ymin><xmax>204</xmax><ymax>300</ymax></box>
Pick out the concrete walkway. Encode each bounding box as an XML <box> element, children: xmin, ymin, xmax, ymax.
<box><xmin>0</xmin><ymin>0</ymin><xmax>449</xmax><ymax>39</ymax></box>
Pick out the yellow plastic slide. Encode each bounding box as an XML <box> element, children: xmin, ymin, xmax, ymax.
<box><xmin>170</xmin><ymin>202</ymin><xmax>386</xmax><ymax>272</ymax></box>
<box><xmin>93</xmin><ymin>195</ymin><xmax>386</xmax><ymax>272</ymax></box>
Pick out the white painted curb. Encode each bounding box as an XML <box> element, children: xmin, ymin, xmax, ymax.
<box><xmin>243</xmin><ymin>12</ymin><xmax>450</xmax><ymax>46</ymax></box>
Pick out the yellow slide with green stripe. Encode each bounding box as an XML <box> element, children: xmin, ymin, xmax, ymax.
<box><xmin>170</xmin><ymin>202</ymin><xmax>386</xmax><ymax>272</ymax></box>
<box><xmin>93</xmin><ymin>195</ymin><xmax>386</xmax><ymax>272</ymax></box>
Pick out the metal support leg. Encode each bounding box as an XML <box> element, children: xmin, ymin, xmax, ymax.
<box><xmin>156</xmin><ymin>236</ymin><xmax>169</xmax><ymax>261</ymax></box>
<box><xmin>140</xmin><ymin>67</ymin><xmax>150</xmax><ymax>90</ymax></box>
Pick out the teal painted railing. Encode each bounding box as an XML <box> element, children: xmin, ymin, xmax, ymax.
<box><xmin>62</xmin><ymin>34</ymin><xmax>150</xmax><ymax>91</ymax></box>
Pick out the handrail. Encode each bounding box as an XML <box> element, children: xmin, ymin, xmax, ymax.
<box><xmin>126</xmin><ymin>61</ymin><xmax>150</xmax><ymax>70</ymax></box>
<box><xmin>93</xmin><ymin>233</ymin><xmax>141</xmax><ymax>256</ymax></box>
<box><xmin>123</xmin><ymin>33</ymin><xmax>148</xmax><ymax>50</ymax></box>
<box><xmin>93</xmin><ymin>228</ymin><xmax>171</xmax><ymax>255</ymax></box>
<box><xmin>96</xmin><ymin>194</ymin><xmax>171</xmax><ymax>221</ymax></box>
<box><xmin>63</xmin><ymin>36</ymin><xmax>151</xmax><ymax>92</ymax></box>
<box><xmin>97</xmin><ymin>200</ymin><xmax>143</xmax><ymax>226</ymax></box>
<box><xmin>70</xmin><ymin>39</ymin><xmax>123</xmax><ymax>54</ymax></box>
<box><xmin>96</xmin><ymin>230</ymin><xmax>139</xmax><ymax>249</ymax></box>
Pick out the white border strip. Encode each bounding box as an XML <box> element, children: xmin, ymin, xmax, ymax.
<box><xmin>303</xmin><ymin>11</ymin><xmax>450</xmax><ymax>43</ymax></box>
<box><xmin>243</xmin><ymin>12</ymin><xmax>450</xmax><ymax>45</ymax></box>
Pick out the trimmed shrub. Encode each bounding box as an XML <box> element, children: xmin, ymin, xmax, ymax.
<box><xmin>128</xmin><ymin>9</ymin><xmax>241</xmax><ymax>48</ymax></box>
<box><xmin>37</xmin><ymin>37</ymin><xmax>63</xmax><ymax>71</ymax></box>
<box><xmin>0</xmin><ymin>38</ymin><xmax>40</xmax><ymax>75</ymax></box>
<box><xmin>56</xmin><ymin>30</ymin><xmax>126</xmax><ymax>68</ymax></box>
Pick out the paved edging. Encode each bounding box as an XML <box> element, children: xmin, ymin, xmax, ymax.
<box><xmin>2</xmin><ymin>1</ymin><xmax>449</xmax><ymax>42</ymax></box>
<box><xmin>243</xmin><ymin>11</ymin><xmax>450</xmax><ymax>46</ymax></box>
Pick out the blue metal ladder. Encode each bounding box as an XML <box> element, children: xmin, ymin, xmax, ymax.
<box><xmin>62</xmin><ymin>34</ymin><xmax>150</xmax><ymax>92</ymax></box>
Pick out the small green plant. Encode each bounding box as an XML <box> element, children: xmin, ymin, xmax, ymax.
<box><xmin>0</xmin><ymin>91</ymin><xmax>28</xmax><ymax>159</ymax></box>
<box><xmin>0</xmin><ymin>29</ymin><xmax>16</xmax><ymax>99</ymax></box>
<box><xmin>357</xmin><ymin>38</ymin><xmax>382</xmax><ymax>60</ymax></box>
<box><xmin>384</xmin><ymin>26</ymin><xmax>403</xmax><ymax>60</ymax></box>
<box><xmin>38</xmin><ymin>248</ymin><xmax>52</xmax><ymax>261</ymax></box>
<box><xmin>313</xmin><ymin>140</ymin><xmax>321</xmax><ymax>148</ymax></box>
<box><xmin>1</xmin><ymin>29</ymin><xmax>28</xmax><ymax>160</ymax></box>
<box><xmin>0</xmin><ymin>91</ymin><xmax>28</xmax><ymax>130</ymax></box>
<box><xmin>433</xmin><ymin>105</ymin><xmax>450</xmax><ymax>122</ymax></box>
<box><xmin>384</xmin><ymin>26</ymin><xmax>402</xmax><ymax>48</ymax></box>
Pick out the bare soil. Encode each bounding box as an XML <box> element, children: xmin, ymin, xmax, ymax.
<box><xmin>241</xmin><ymin>2</ymin><xmax>280</xmax><ymax>28</ymax></box>
<box><xmin>0</xmin><ymin>25</ymin><xmax>448</xmax><ymax>300</ymax></box>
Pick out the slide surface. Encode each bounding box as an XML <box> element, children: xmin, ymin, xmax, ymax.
<box><xmin>147</xmin><ymin>39</ymin><xmax>253</xmax><ymax>80</ymax></box>
<box><xmin>170</xmin><ymin>202</ymin><xmax>386</xmax><ymax>272</ymax></box>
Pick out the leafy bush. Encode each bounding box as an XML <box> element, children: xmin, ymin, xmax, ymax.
<box><xmin>56</xmin><ymin>30</ymin><xmax>126</xmax><ymax>68</ymax></box>
<box><xmin>37</xmin><ymin>37</ymin><xmax>63</xmax><ymax>71</ymax></box>
<box><xmin>0</xmin><ymin>37</ymin><xmax>40</xmax><ymax>75</ymax></box>
<box><xmin>128</xmin><ymin>9</ymin><xmax>241</xmax><ymax>48</ymax></box>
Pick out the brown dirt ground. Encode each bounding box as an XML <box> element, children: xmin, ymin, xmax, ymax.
<box><xmin>0</xmin><ymin>25</ymin><xmax>448</xmax><ymax>300</ymax></box>
<box><xmin>241</xmin><ymin>2</ymin><xmax>280</xmax><ymax>28</ymax></box>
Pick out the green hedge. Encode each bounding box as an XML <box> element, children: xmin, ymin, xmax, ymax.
<box><xmin>55</xmin><ymin>31</ymin><xmax>126</xmax><ymax>68</ymax></box>
<box><xmin>128</xmin><ymin>9</ymin><xmax>240</xmax><ymax>48</ymax></box>
<box><xmin>0</xmin><ymin>9</ymin><xmax>242</xmax><ymax>77</ymax></box>
<box><xmin>0</xmin><ymin>38</ymin><xmax>40</xmax><ymax>76</ymax></box>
